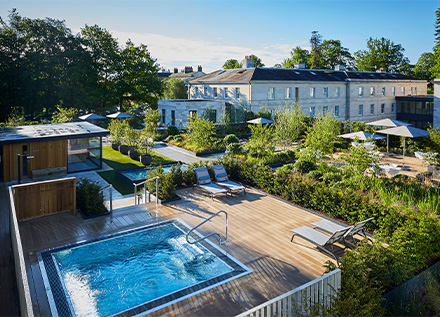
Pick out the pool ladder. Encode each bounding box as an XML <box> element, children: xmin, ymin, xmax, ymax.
<box><xmin>186</xmin><ymin>210</ymin><xmax>228</xmax><ymax>245</ymax></box>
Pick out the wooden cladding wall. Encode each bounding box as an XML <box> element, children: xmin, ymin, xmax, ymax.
<box><xmin>12</xmin><ymin>177</ymin><xmax>76</xmax><ymax>221</ymax></box>
<box><xmin>2</xmin><ymin>139</ymin><xmax>68</xmax><ymax>182</ymax></box>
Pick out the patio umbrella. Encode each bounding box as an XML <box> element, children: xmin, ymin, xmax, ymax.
<box><xmin>106</xmin><ymin>112</ymin><xmax>134</xmax><ymax>119</ymax></box>
<box><xmin>246</xmin><ymin>117</ymin><xmax>274</xmax><ymax>124</ymax></box>
<box><xmin>366</xmin><ymin>118</ymin><xmax>411</xmax><ymax>152</ymax></box>
<box><xmin>377</xmin><ymin>126</ymin><xmax>430</xmax><ymax>164</ymax></box>
<box><xmin>337</xmin><ymin>131</ymin><xmax>386</xmax><ymax>141</ymax></box>
<box><xmin>78</xmin><ymin>113</ymin><xmax>106</xmax><ymax>121</ymax></box>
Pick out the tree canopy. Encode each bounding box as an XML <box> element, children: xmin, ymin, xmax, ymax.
<box><xmin>432</xmin><ymin>7</ymin><xmax>440</xmax><ymax>78</ymax></box>
<box><xmin>248</xmin><ymin>54</ymin><xmax>265</xmax><ymax>67</ymax></box>
<box><xmin>222</xmin><ymin>59</ymin><xmax>242</xmax><ymax>69</ymax></box>
<box><xmin>0</xmin><ymin>10</ymin><xmax>162</xmax><ymax>122</ymax></box>
<box><xmin>320</xmin><ymin>39</ymin><xmax>353</xmax><ymax>70</ymax></box>
<box><xmin>354</xmin><ymin>37</ymin><xmax>409</xmax><ymax>73</ymax></box>
<box><xmin>282</xmin><ymin>46</ymin><xmax>310</xmax><ymax>68</ymax></box>
<box><xmin>162</xmin><ymin>78</ymin><xmax>188</xmax><ymax>100</ymax></box>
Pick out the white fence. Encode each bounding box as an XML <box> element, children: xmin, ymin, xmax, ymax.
<box><xmin>237</xmin><ymin>269</ymin><xmax>341</xmax><ymax>317</ymax></box>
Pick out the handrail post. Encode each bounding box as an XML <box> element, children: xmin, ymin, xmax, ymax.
<box><xmin>156</xmin><ymin>177</ymin><xmax>159</xmax><ymax>208</ymax></box>
<box><xmin>186</xmin><ymin>210</ymin><xmax>228</xmax><ymax>245</ymax></box>
<box><xmin>134</xmin><ymin>183</ymin><xmax>138</xmax><ymax>205</ymax></box>
<box><xmin>109</xmin><ymin>185</ymin><xmax>113</xmax><ymax>212</ymax></box>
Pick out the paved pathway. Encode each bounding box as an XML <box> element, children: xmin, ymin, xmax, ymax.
<box><xmin>0</xmin><ymin>183</ymin><xmax>20</xmax><ymax>316</ymax></box>
<box><xmin>151</xmin><ymin>142</ymin><xmax>224</xmax><ymax>164</ymax></box>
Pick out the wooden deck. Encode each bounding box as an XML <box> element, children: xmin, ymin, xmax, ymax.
<box><xmin>19</xmin><ymin>187</ymin><xmax>347</xmax><ymax>316</ymax></box>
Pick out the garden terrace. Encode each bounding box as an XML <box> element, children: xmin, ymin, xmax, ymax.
<box><xmin>20</xmin><ymin>187</ymin><xmax>352</xmax><ymax>316</ymax></box>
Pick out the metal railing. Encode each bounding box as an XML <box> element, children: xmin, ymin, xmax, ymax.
<box><xmin>237</xmin><ymin>269</ymin><xmax>341</xmax><ymax>317</ymax></box>
<box><xmin>133</xmin><ymin>176</ymin><xmax>160</xmax><ymax>208</ymax></box>
<box><xmin>186</xmin><ymin>210</ymin><xmax>228</xmax><ymax>245</ymax></box>
<box><xmin>101</xmin><ymin>184</ymin><xmax>113</xmax><ymax>213</ymax></box>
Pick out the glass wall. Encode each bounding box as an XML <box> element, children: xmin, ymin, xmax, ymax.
<box><xmin>67</xmin><ymin>136</ymin><xmax>102</xmax><ymax>173</ymax></box>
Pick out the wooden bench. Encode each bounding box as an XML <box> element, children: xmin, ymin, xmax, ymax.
<box><xmin>32</xmin><ymin>167</ymin><xmax>67</xmax><ymax>180</ymax></box>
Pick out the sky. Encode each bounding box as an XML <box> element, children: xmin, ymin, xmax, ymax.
<box><xmin>1</xmin><ymin>0</ymin><xmax>439</xmax><ymax>73</ymax></box>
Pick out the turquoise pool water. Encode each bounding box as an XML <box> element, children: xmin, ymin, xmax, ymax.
<box><xmin>50</xmin><ymin>222</ymin><xmax>233</xmax><ymax>316</ymax></box>
<box><xmin>123</xmin><ymin>165</ymin><xmax>188</xmax><ymax>181</ymax></box>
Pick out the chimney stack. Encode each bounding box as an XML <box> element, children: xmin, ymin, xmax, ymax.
<box><xmin>184</xmin><ymin>66</ymin><xmax>193</xmax><ymax>73</ymax></box>
<box><xmin>242</xmin><ymin>56</ymin><xmax>255</xmax><ymax>68</ymax></box>
<box><xmin>294</xmin><ymin>62</ymin><xmax>305</xmax><ymax>69</ymax></box>
<box><xmin>174</xmin><ymin>67</ymin><xmax>178</xmax><ymax>73</ymax></box>
<box><xmin>334</xmin><ymin>64</ymin><xmax>345</xmax><ymax>71</ymax></box>
<box><xmin>198</xmin><ymin>65</ymin><xmax>202</xmax><ymax>72</ymax></box>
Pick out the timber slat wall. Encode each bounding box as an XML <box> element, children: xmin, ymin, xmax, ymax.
<box><xmin>3</xmin><ymin>139</ymin><xmax>68</xmax><ymax>182</ymax></box>
<box><xmin>12</xmin><ymin>177</ymin><xmax>76</xmax><ymax>221</ymax></box>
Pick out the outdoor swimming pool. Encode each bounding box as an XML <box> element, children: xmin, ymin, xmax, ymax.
<box><xmin>123</xmin><ymin>164</ymin><xmax>188</xmax><ymax>181</ymax></box>
<box><xmin>39</xmin><ymin>219</ymin><xmax>250</xmax><ymax>316</ymax></box>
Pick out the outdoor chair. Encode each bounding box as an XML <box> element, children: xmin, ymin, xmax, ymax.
<box><xmin>290</xmin><ymin>226</ymin><xmax>351</xmax><ymax>265</ymax></box>
<box><xmin>194</xmin><ymin>167</ymin><xmax>227</xmax><ymax>200</ymax></box>
<box><xmin>311</xmin><ymin>217</ymin><xmax>374</xmax><ymax>246</ymax></box>
<box><xmin>212</xmin><ymin>165</ymin><xmax>245</xmax><ymax>195</ymax></box>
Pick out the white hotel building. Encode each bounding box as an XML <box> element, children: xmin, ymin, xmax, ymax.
<box><xmin>158</xmin><ymin>59</ymin><xmax>429</xmax><ymax>128</ymax></box>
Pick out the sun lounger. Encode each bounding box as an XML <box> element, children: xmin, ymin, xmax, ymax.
<box><xmin>290</xmin><ymin>226</ymin><xmax>351</xmax><ymax>265</ymax></box>
<box><xmin>212</xmin><ymin>165</ymin><xmax>245</xmax><ymax>195</ymax></box>
<box><xmin>194</xmin><ymin>167</ymin><xmax>227</xmax><ymax>200</ymax></box>
<box><xmin>312</xmin><ymin>217</ymin><xmax>374</xmax><ymax>246</ymax></box>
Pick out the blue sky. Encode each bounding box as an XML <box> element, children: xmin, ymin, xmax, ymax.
<box><xmin>1</xmin><ymin>0</ymin><xmax>438</xmax><ymax>72</ymax></box>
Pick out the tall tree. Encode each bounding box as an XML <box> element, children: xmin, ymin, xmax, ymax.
<box><xmin>354</xmin><ymin>37</ymin><xmax>409</xmax><ymax>73</ymax></box>
<box><xmin>282</xmin><ymin>46</ymin><xmax>310</xmax><ymax>68</ymax></box>
<box><xmin>414</xmin><ymin>52</ymin><xmax>435</xmax><ymax>82</ymax></box>
<box><xmin>248</xmin><ymin>54</ymin><xmax>264</xmax><ymax>67</ymax></box>
<box><xmin>320</xmin><ymin>39</ymin><xmax>353</xmax><ymax>70</ymax></box>
<box><xmin>432</xmin><ymin>7</ymin><xmax>440</xmax><ymax>78</ymax></box>
<box><xmin>162</xmin><ymin>77</ymin><xmax>188</xmax><ymax>100</ymax></box>
<box><xmin>119</xmin><ymin>40</ymin><xmax>161</xmax><ymax>110</ymax></box>
<box><xmin>222</xmin><ymin>59</ymin><xmax>241</xmax><ymax>69</ymax></box>
<box><xmin>309</xmin><ymin>31</ymin><xmax>323</xmax><ymax>69</ymax></box>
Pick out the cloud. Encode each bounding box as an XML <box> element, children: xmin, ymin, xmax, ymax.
<box><xmin>110</xmin><ymin>30</ymin><xmax>294</xmax><ymax>72</ymax></box>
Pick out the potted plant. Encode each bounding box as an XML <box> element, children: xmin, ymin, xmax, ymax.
<box><xmin>107</xmin><ymin>119</ymin><xmax>124</xmax><ymax>150</ymax></box>
<box><xmin>118</xmin><ymin>121</ymin><xmax>134</xmax><ymax>155</ymax></box>
<box><xmin>138</xmin><ymin>134</ymin><xmax>153</xmax><ymax>165</ymax></box>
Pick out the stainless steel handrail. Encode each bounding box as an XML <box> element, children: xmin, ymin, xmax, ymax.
<box><xmin>100</xmin><ymin>184</ymin><xmax>113</xmax><ymax>213</ymax></box>
<box><xmin>134</xmin><ymin>176</ymin><xmax>160</xmax><ymax>208</ymax></box>
<box><xmin>186</xmin><ymin>210</ymin><xmax>228</xmax><ymax>245</ymax></box>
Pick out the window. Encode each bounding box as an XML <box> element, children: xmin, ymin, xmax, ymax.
<box><xmin>194</xmin><ymin>87</ymin><xmax>198</xmax><ymax>95</ymax></box>
<box><xmin>224</xmin><ymin>87</ymin><xmax>228</xmax><ymax>98</ymax></box>
<box><xmin>358</xmin><ymin>87</ymin><xmax>363</xmax><ymax>97</ymax></box>
<box><xmin>235</xmin><ymin>88</ymin><xmax>240</xmax><ymax>99</ymax></box>
<box><xmin>285</xmin><ymin>87</ymin><xmax>291</xmax><ymax>99</ymax></box>
<box><xmin>268</xmin><ymin>87</ymin><xmax>275</xmax><ymax>99</ymax></box>
<box><xmin>310</xmin><ymin>106</ymin><xmax>316</xmax><ymax>117</ymax></box>
<box><xmin>401</xmin><ymin>87</ymin><xmax>405</xmax><ymax>96</ymax></box>
<box><xmin>381</xmin><ymin>87</ymin><xmax>385</xmax><ymax>96</ymax></box>
<box><xmin>381</xmin><ymin>104</ymin><xmax>385</xmax><ymax>114</ymax></box>
<box><xmin>171</xmin><ymin>110</ymin><xmax>175</xmax><ymax>126</ymax></box>
<box><xmin>391</xmin><ymin>103</ymin><xmax>395</xmax><ymax>113</ymax></box>
<box><xmin>204</xmin><ymin>86</ymin><xmax>208</xmax><ymax>97</ymax></box>
<box><xmin>295</xmin><ymin>87</ymin><xmax>299</xmax><ymax>102</ymax></box>
<box><xmin>323</xmin><ymin>106</ymin><xmax>328</xmax><ymax>113</ymax></box>
<box><xmin>414</xmin><ymin>87</ymin><xmax>417</xmax><ymax>95</ymax></box>
<box><xmin>207</xmin><ymin>109</ymin><xmax>217</xmax><ymax>123</ymax></box>
<box><xmin>335</xmin><ymin>105</ymin><xmax>340</xmax><ymax>117</ymax></box>
<box><xmin>323</xmin><ymin>87</ymin><xmax>328</xmax><ymax>98</ymax></box>
<box><xmin>310</xmin><ymin>87</ymin><xmax>315</xmax><ymax>98</ymax></box>
<box><xmin>370</xmin><ymin>104</ymin><xmax>374</xmax><ymax>115</ymax></box>
<box><xmin>189</xmin><ymin>110</ymin><xmax>197</xmax><ymax>117</ymax></box>
<box><xmin>410</xmin><ymin>87</ymin><xmax>413</xmax><ymax>95</ymax></box>
<box><xmin>162</xmin><ymin>109</ymin><xmax>165</xmax><ymax>124</ymax></box>
<box><xmin>392</xmin><ymin>87</ymin><xmax>396</xmax><ymax>96</ymax></box>
<box><xmin>213</xmin><ymin>87</ymin><xmax>218</xmax><ymax>98</ymax></box>
<box><xmin>359</xmin><ymin>105</ymin><xmax>363</xmax><ymax>116</ymax></box>
<box><xmin>336</xmin><ymin>87</ymin><xmax>340</xmax><ymax>98</ymax></box>
<box><xmin>370</xmin><ymin>87</ymin><xmax>375</xmax><ymax>96</ymax></box>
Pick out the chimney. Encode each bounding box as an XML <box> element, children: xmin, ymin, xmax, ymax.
<box><xmin>376</xmin><ymin>68</ymin><xmax>386</xmax><ymax>73</ymax></box>
<box><xmin>198</xmin><ymin>65</ymin><xmax>202</xmax><ymax>72</ymax></box>
<box><xmin>184</xmin><ymin>66</ymin><xmax>193</xmax><ymax>73</ymax></box>
<box><xmin>174</xmin><ymin>67</ymin><xmax>178</xmax><ymax>73</ymax></box>
<box><xmin>242</xmin><ymin>56</ymin><xmax>255</xmax><ymax>68</ymax></box>
<box><xmin>335</xmin><ymin>64</ymin><xmax>345</xmax><ymax>71</ymax></box>
<box><xmin>294</xmin><ymin>62</ymin><xmax>305</xmax><ymax>69</ymax></box>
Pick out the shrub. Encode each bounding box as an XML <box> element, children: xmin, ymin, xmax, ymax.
<box><xmin>308</xmin><ymin>170</ymin><xmax>323</xmax><ymax>181</ymax></box>
<box><xmin>226</xmin><ymin>143</ymin><xmax>243</xmax><ymax>156</ymax></box>
<box><xmin>165</xmin><ymin>135</ymin><xmax>174</xmax><ymax>142</ymax></box>
<box><xmin>293</xmin><ymin>160</ymin><xmax>317</xmax><ymax>173</ymax></box>
<box><xmin>76</xmin><ymin>179</ymin><xmax>107</xmax><ymax>216</ymax></box>
<box><xmin>223</xmin><ymin>134</ymin><xmax>239</xmax><ymax>145</ymax></box>
<box><xmin>212</xmin><ymin>139</ymin><xmax>224</xmax><ymax>150</ymax></box>
<box><xmin>166</xmin><ymin>125</ymin><xmax>179</xmax><ymax>136</ymax></box>
<box><xmin>145</xmin><ymin>166</ymin><xmax>176</xmax><ymax>201</ymax></box>
<box><xmin>173</xmin><ymin>135</ymin><xmax>184</xmax><ymax>143</ymax></box>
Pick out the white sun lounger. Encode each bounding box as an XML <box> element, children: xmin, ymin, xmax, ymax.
<box><xmin>312</xmin><ymin>217</ymin><xmax>374</xmax><ymax>246</ymax></box>
<box><xmin>212</xmin><ymin>165</ymin><xmax>245</xmax><ymax>195</ymax></box>
<box><xmin>290</xmin><ymin>226</ymin><xmax>351</xmax><ymax>265</ymax></box>
<box><xmin>194</xmin><ymin>167</ymin><xmax>227</xmax><ymax>200</ymax></box>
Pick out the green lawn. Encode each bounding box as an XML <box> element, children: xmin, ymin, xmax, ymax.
<box><xmin>102</xmin><ymin>146</ymin><xmax>175</xmax><ymax>170</ymax></box>
<box><xmin>99</xmin><ymin>146</ymin><xmax>175</xmax><ymax>196</ymax></box>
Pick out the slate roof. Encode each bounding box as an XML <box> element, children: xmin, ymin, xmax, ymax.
<box><xmin>0</xmin><ymin>122</ymin><xmax>109</xmax><ymax>145</ymax></box>
<box><xmin>188</xmin><ymin>67</ymin><xmax>420</xmax><ymax>84</ymax></box>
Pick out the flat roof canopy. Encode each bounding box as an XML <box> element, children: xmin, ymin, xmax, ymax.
<box><xmin>0</xmin><ymin>122</ymin><xmax>110</xmax><ymax>145</ymax></box>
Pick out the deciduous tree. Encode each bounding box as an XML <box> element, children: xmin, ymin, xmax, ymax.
<box><xmin>162</xmin><ymin>78</ymin><xmax>187</xmax><ymax>99</ymax></box>
<box><xmin>282</xmin><ymin>46</ymin><xmax>310</xmax><ymax>68</ymax></box>
<box><xmin>320</xmin><ymin>39</ymin><xmax>353</xmax><ymax>70</ymax></box>
<box><xmin>222</xmin><ymin>59</ymin><xmax>242</xmax><ymax>69</ymax></box>
<box><xmin>309</xmin><ymin>31</ymin><xmax>323</xmax><ymax>69</ymax></box>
